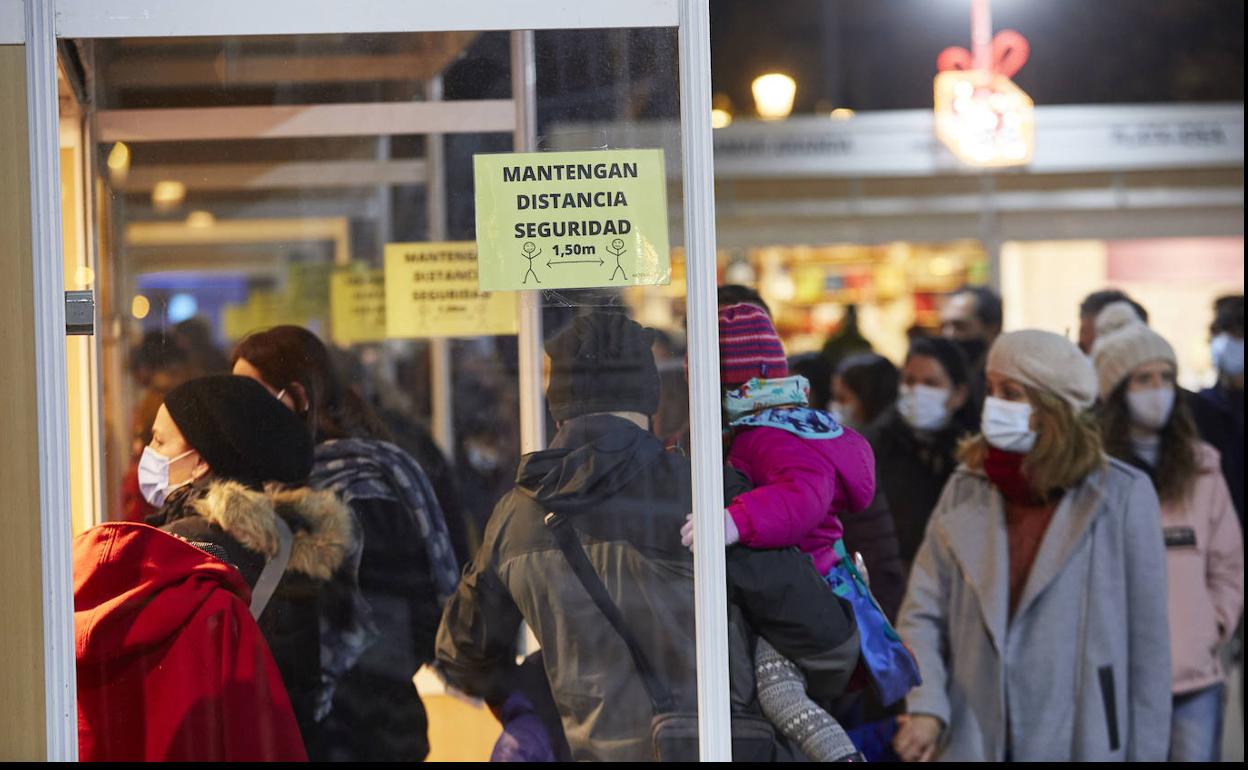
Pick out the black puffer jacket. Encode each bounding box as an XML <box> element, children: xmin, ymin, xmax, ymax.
<box><xmin>435</xmin><ymin>415</ymin><xmax>859</xmax><ymax>762</ymax></box>
<box><xmin>864</xmin><ymin>407</ymin><xmax>973</xmax><ymax>572</ymax></box>
<box><xmin>839</xmin><ymin>493</ymin><xmax>906</xmax><ymax>623</ymax></box>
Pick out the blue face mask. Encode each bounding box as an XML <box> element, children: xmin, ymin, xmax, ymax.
<box><xmin>1212</xmin><ymin>333</ymin><xmax>1245</xmax><ymax>378</ymax></box>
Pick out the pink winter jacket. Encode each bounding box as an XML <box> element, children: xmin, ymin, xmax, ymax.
<box><xmin>1162</xmin><ymin>441</ymin><xmax>1244</xmax><ymax>695</ymax></box>
<box><xmin>727</xmin><ymin>425</ymin><xmax>877</xmax><ymax>576</ymax></box>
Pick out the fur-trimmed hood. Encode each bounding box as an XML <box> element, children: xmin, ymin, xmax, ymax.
<box><xmin>189</xmin><ymin>480</ymin><xmax>354</xmax><ymax>581</ymax></box>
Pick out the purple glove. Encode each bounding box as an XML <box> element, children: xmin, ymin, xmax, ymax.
<box><xmin>490</xmin><ymin>691</ymin><xmax>557</xmax><ymax>763</ymax></box>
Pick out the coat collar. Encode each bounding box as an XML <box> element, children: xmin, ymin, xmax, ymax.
<box><xmin>938</xmin><ymin>469</ymin><xmax>1010</xmax><ymax>653</ymax></box>
<box><xmin>1012</xmin><ymin>467</ymin><xmax>1108</xmax><ymax>623</ymax></box>
<box><xmin>939</xmin><ymin>463</ymin><xmax>1110</xmax><ymax>652</ymax></box>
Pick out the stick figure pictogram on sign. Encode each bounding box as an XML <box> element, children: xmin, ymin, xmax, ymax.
<box><xmin>521</xmin><ymin>241</ymin><xmax>542</xmax><ymax>285</ymax></box>
<box><xmin>607</xmin><ymin>238</ymin><xmax>628</xmax><ymax>282</ymax></box>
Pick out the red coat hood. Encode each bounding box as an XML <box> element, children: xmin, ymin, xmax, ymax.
<box><xmin>74</xmin><ymin>522</ymin><xmax>251</xmax><ymax>664</ymax></box>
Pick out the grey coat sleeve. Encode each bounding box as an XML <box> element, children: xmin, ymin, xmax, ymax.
<box><xmin>1121</xmin><ymin>473</ymin><xmax>1172</xmax><ymax>762</ymax></box>
<box><xmin>896</xmin><ymin>499</ymin><xmax>954</xmax><ymax>728</ymax></box>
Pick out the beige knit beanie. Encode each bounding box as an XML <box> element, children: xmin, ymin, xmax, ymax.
<box><xmin>1091</xmin><ymin>302</ymin><xmax>1176</xmax><ymax>399</ymax></box>
<box><xmin>987</xmin><ymin>329</ymin><xmax>1097</xmax><ymax>412</ymax></box>
<box><xmin>1094</xmin><ymin>301</ymin><xmax>1144</xmax><ymax>339</ymax></box>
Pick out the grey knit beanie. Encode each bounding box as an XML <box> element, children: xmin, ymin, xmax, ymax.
<box><xmin>1091</xmin><ymin>302</ymin><xmax>1177</xmax><ymax>398</ymax></box>
<box><xmin>986</xmin><ymin>330</ymin><xmax>1097</xmax><ymax>412</ymax></box>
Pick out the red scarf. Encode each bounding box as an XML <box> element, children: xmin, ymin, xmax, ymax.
<box><xmin>983</xmin><ymin>446</ymin><xmax>1040</xmax><ymax>504</ymax></box>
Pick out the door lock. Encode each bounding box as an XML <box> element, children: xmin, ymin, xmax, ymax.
<box><xmin>65</xmin><ymin>290</ymin><xmax>95</xmax><ymax>336</ymax></box>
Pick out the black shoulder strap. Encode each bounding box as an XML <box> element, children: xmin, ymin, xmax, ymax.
<box><xmin>543</xmin><ymin>511</ymin><xmax>676</xmax><ymax>714</ymax></box>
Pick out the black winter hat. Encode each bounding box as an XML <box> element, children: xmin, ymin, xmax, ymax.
<box><xmin>165</xmin><ymin>375</ymin><xmax>313</xmax><ymax>487</ymax></box>
<box><xmin>545</xmin><ymin>312</ymin><xmax>660</xmax><ymax>422</ymax></box>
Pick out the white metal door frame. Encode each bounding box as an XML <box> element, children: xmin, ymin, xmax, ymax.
<box><xmin>24</xmin><ymin>0</ymin><xmax>730</xmax><ymax>761</ymax></box>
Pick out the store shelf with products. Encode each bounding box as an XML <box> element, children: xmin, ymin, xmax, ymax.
<box><xmin>623</xmin><ymin>240</ymin><xmax>987</xmax><ymax>363</ymax></box>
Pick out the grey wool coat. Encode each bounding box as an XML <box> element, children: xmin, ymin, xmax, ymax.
<box><xmin>897</xmin><ymin>457</ymin><xmax>1172</xmax><ymax>762</ymax></box>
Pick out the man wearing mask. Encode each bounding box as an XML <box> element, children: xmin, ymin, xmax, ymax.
<box><xmin>940</xmin><ymin>285</ymin><xmax>1003</xmax><ymax>417</ymax></box>
<box><xmin>1201</xmin><ymin>295</ymin><xmax>1245</xmax><ymax>520</ymax></box>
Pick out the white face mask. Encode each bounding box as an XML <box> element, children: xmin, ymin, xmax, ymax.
<box><xmin>137</xmin><ymin>446</ymin><xmax>196</xmax><ymax>508</ymax></box>
<box><xmin>827</xmin><ymin>401</ymin><xmax>858</xmax><ymax>430</ymax></box>
<box><xmin>1127</xmin><ymin>386</ymin><xmax>1176</xmax><ymax>432</ymax></box>
<box><xmin>1212</xmin><ymin>333</ymin><xmax>1245</xmax><ymax>378</ymax></box>
<box><xmin>898</xmin><ymin>384</ymin><xmax>952</xmax><ymax>432</ymax></box>
<box><xmin>981</xmin><ymin>396</ymin><xmax>1037</xmax><ymax>453</ymax></box>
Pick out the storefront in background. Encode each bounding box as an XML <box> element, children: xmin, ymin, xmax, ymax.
<box><xmin>575</xmin><ymin>103</ymin><xmax>1244</xmax><ymax>371</ymax></box>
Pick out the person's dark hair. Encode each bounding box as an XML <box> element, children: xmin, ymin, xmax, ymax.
<box><xmin>789</xmin><ymin>352</ymin><xmax>834</xmax><ymax>412</ymax></box>
<box><xmin>232</xmin><ymin>325</ymin><xmax>391</xmax><ymax>443</ymax></box>
<box><xmin>835</xmin><ymin>353</ymin><xmax>899</xmax><ymax>425</ymax></box>
<box><xmin>905</xmin><ymin>335</ymin><xmax>969</xmax><ymax>387</ymax></box>
<box><xmin>174</xmin><ymin>317</ymin><xmax>231</xmax><ymax>375</ymax></box>
<box><xmin>951</xmin><ymin>284</ymin><xmax>1003</xmax><ymax>331</ymax></box>
<box><xmin>1081</xmin><ymin>289</ymin><xmax>1149</xmax><ymax>324</ymax></box>
<box><xmin>1212</xmin><ymin>294</ymin><xmax>1245</xmax><ymax>336</ymax></box>
<box><xmin>131</xmin><ymin>330</ymin><xmax>189</xmax><ymax>375</ymax></box>
<box><xmin>717</xmin><ymin>284</ymin><xmax>771</xmax><ymax>316</ymax></box>
<box><xmin>1098</xmin><ymin>383</ymin><xmax>1200</xmax><ymax>504</ymax></box>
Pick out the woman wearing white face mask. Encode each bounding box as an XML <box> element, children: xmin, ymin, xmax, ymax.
<box><xmin>232</xmin><ymin>325</ymin><xmax>464</xmax><ymax>762</ymax></box>
<box><xmin>1092</xmin><ymin>309</ymin><xmax>1244</xmax><ymax>763</ymax></box>
<box><xmin>830</xmin><ymin>353</ymin><xmax>899</xmax><ymax>431</ymax></box>
<box><xmin>866</xmin><ymin>337</ymin><xmax>975</xmax><ymax>573</ymax></box>
<box><xmin>893</xmin><ymin>330</ymin><xmax>1172</xmax><ymax>763</ymax></box>
<box><xmin>137</xmin><ymin>375</ymin><xmax>361</xmax><ymax>755</ymax></box>
<box><xmin>76</xmin><ymin>375</ymin><xmax>356</xmax><ymax>761</ymax></box>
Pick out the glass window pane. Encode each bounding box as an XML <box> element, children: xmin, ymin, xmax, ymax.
<box><xmin>64</xmin><ymin>24</ymin><xmax>724</xmax><ymax>764</ymax></box>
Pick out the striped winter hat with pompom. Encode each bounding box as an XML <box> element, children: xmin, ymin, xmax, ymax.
<box><xmin>718</xmin><ymin>303</ymin><xmax>788</xmax><ymax>386</ymax></box>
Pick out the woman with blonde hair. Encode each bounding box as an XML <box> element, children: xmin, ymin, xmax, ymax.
<box><xmin>1092</xmin><ymin>304</ymin><xmax>1243</xmax><ymax>762</ymax></box>
<box><xmin>893</xmin><ymin>330</ymin><xmax>1172</xmax><ymax>762</ymax></box>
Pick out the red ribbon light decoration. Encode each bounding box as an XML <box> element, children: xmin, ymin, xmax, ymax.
<box><xmin>937</xmin><ymin>29</ymin><xmax>1030</xmax><ymax>78</ymax></box>
<box><xmin>933</xmin><ymin>0</ymin><xmax>1034</xmax><ymax>167</ymax></box>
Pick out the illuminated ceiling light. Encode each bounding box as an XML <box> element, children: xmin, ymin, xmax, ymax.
<box><xmin>751</xmin><ymin>73</ymin><xmax>797</xmax><ymax>120</ymax></box>
<box><xmin>74</xmin><ymin>266</ymin><xmax>95</xmax><ymax>287</ymax></box>
<box><xmin>166</xmin><ymin>293</ymin><xmax>199</xmax><ymax>324</ymax></box>
<box><xmin>711</xmin><ymin>92</ymin><xmax>734</xmax><ymax>129</ymax></box>
<box><xmin>829</xmin><ymin>108</ymin><xmax>856</xmax><ymax>120</ymax></box>
<box><xmin>186</xmin><ymin>210</ymin><xmax>216</xmax><ymax>229</ymax></box>
<box><xmin>106</xmin><ymin>142</ymin><xmax>130</xmax><ymax>183</ymax></box>
<box><xmin>151</xmin><ymin>180</ymin><xmax>186</xmax><ymax>211</ymax></box>
<box><xmin>131</xmin><ymin>294</ymin><xmax>151</xmax><ymax>320</ymax></box>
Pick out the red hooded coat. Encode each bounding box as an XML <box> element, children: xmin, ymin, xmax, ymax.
<box><xmin>74</xmin><ymin>522</ymin><xmax>307</xmax><ymax>762</ymax></box>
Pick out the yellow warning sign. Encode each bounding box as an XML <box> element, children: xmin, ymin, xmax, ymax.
<box><xmin>473</xmin><ymin>149</ymin><xmax>671</xmax><ymax>291</ymax></box>
<box><xmin>330</xmin><ymin>268</ymin><xmax>387</xmax><ymax>346</ymax></box>
<box><xmin>384</xmin><ymin>242</ymin><xmax>518</xmax><ymax>339</ymax></box>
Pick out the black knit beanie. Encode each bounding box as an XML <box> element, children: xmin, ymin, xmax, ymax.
<box><xmin>164</xmin><ymin>375</ymin><xmax>313</xmax><ymax>487</ymax></box>
<box><xmin>545</xmin><ymin>312</ymin><xmax>660</xmax><ymax>422</ymax></box>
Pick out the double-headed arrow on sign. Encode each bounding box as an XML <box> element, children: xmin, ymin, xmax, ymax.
<box><xmin>547</xmin><ymin>257</ymin><xmax>604</xmax><ymax>268</ymax></box>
